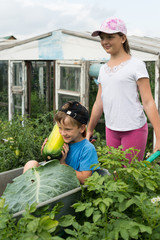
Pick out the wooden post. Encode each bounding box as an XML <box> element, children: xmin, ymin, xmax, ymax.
<box><xmin>153</xmin><ymin>54</ymin><xmax>160</xmax><ymax>148</ymax></box>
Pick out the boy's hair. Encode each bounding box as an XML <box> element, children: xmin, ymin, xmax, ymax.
<box><xmin>55</xmin><ymin>101</ymin><xmax>89</xmax><ymax>137</ymax></box>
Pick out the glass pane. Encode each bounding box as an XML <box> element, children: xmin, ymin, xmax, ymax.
<box><xmin>13</xmin><ymin>62</ymin><xmax>22</xmax><ymax>86</ymax></box>
<box><xmin>0</xmin><ymin>61</ymin><xmax>8</xmax><ymax>120</ymax></box>
<box><xmin>58</xmin><ymin>94</ymin><xmax>80</xmax><ymax>109</ymax></box>
<box><xmin>13</xmin><ymin>94</ymin><xmax>22</xmax><ymax>114</ymax></box>
<box><xmin>31</xmin><ymin>61</ymin><xmax>54</xmax><ymax>117</ymax></box>
<box><xmin>60</xmin><ymin>67</ymin><xmax>81</xmax><ymax>91</ymax></box>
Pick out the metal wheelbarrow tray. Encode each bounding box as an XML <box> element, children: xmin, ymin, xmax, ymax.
<box><xmin>0</xmin><ymin>166</ymin><xmax>110</xmax><ymax>219</ymax></box>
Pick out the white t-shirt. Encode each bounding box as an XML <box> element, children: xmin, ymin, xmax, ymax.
<box><xmin>98</xmin><ymin>56</ymin><xmax>149</xmax><ymax>131</ymax></box>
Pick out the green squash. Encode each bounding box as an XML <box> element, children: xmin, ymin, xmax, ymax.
<box><xmin>42</xmin><ymin>123</ymin><xmax>64</xmax><ymax>160</ymax></box>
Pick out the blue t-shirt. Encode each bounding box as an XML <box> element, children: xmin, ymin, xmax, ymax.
<box><xmin>65</xmin><ymin>139</ymin><xmax>99</xmax><ymax>171</ymax></box>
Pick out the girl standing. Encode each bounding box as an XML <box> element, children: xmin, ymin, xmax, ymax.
<box><xmin>86</xmin><ymin>17</ymin><xmax>160</xmax><ymax>162</ymax></box>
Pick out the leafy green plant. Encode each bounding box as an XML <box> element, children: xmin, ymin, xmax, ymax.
<box><xmin>2</xmin><ymin>160</ymin><xmax>79</xmax><ymax>214</ymax></box>
<box><xmin>90</xmin><ymin>130</ymin><xmax>106</xmax><ymax>148</ymax></box>
<box><xmin>1</xmin><ymin>146</ymin><xmax>160</xmax><ymax>239</ymax></box>
<box><xmin>30</xmin><ymin>91</ymin><xmax>48</xmax><ymax>118</ymax></box>
<box><xmin>0</xmin><ymin>198</ymin><xmax>65</xmax><ymax>240</ymax></box>
<box><xmin>0</xmin><ymin>112</ymin><xmax>55</xmax><ymax>172</ymax></box>
<box><xmin>63</xmin><ymin>146</ymin><xmax>160</xmax><ymax>240</ymax></box>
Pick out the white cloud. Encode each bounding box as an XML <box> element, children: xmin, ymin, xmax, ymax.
<box><xmin>0</xmin><ymin>0</ymin><xmax>116</xmax><ymax>39</ymax></box>
<box><xmin>43</xmin><ymin>2</ymin><xmax>83</xmax><ymax>15</ymax></box>
<box><xmin>0</xmin><ymin>0</ymin><xmax>160</xmax><ymax>39</ymax></box>
<box><xmin>128</xmin><ymin>28</ymin><xmax>145</xmax><ymax>37</ymax></box>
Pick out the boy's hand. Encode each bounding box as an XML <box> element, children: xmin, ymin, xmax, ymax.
<box><xmin>41</xmin><ymin>138</ymin><xmax>48</xmax><ymax>155</ymax></box>
<box><xmin>60</xmin><ymin>143</ymin><xmax>69</xmax><ymax>165</ymax></box>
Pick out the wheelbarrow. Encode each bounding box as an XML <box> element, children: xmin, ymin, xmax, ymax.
<box><xmin>0</xmin><ymin>151</ymin><xmax>159</xmax><ymax>220</ymax></box>
<box><xmin>0</xmin><ymin>166</ymin><xmax>110</xmax><ymax>220</ymax></box>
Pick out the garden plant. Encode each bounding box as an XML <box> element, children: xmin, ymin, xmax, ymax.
<box><xmin>0</xmin><ymin>112</ymin><xmax>55</xmax><ymax>172</ymax></box>
<box><xmin>63</xmin><ymin>146</ymin><xmax>160</xmax><ymax>240</ymax></box>
<box><xmin>1</xmin><ymin>146</ymin><xmax>160</xmax><ymax>239</ymax></box>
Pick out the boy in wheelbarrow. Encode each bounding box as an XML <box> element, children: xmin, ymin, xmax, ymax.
<box><xmin>23</xmin><ymin>101</ymin><xmax>99</xmax><ymax>184</ymax></box>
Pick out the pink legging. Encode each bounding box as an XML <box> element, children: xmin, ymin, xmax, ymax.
<box><xmin>105</xmin><ymin>122</ymin><xmax>148</xmax><ymax>163</ymax></box>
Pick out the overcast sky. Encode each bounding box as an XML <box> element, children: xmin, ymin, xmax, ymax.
<box><xmin>0</xmin><ymin>0</ymin><xmax>159</xmax><ymax>40</ymax></box>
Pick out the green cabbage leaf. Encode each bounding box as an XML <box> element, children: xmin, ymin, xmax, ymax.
<box><xmin>2</xmin><ymin>160</ymin><xmax>80</xmax><ymax>213</ymax></box>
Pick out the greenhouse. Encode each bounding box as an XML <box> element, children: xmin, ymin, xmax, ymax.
<box><xmin>0</xmin><ymin>29</ymin><xmax>160</xmax><ymax>147</ymax></box>
<box><xmin>0</xmin><ymin>29</ymin><xmax>159</xmax><ymax>119</ymax></box>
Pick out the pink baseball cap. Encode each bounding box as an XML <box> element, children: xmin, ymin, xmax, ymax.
<box><xmin>92</xmin><ymin>17</ymin><xmax>127</xmax><ymax>36</ymax></box>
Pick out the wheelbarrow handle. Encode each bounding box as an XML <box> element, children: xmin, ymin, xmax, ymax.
<box><xmin>146</xmin><ymin>150</ymin><xmax>160</xmax><ymax>163</ymax></box>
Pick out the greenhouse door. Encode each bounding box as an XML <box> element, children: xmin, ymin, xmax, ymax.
<box><xmin>8</xmin><ymin>61</ymin><xmax>27</xmax><ymax>121</ymax></box>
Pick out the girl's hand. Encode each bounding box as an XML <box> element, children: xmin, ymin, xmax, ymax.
<box><xmin>89</xmin><ymin>135</ymin><xmax>97</xmax><ymax>144</ymax></box>
<box><xmin>153</xmin><ymin>140</ymin><xmax>160</xmax><ymax>153</ymax></box>
<box><xmin>41</xmin><ymin>138</ymin><xmax>48</xmax><ymax>155</ymax></box>
<box><xmin>86</xmin><ymin>131</ymin><xmax>93</xmax><ymax>141</ymax></box>
<box><xmin>60</xmin><ymin>143</ymin><xmax>69</xmax><ymax>164</ymax></box>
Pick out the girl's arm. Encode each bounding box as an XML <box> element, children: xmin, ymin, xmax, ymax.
<box><xmin>137</xmin><ymin>77</ymin><xmax>160</xmax><ymax>152</ymax></box>
<box><xmin>86</xmin><ymin>83</ymin><xmax>103</xmax><ymax>140</ymax></box>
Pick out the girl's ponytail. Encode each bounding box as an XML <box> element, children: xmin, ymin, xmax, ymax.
<box><xmin>118</xmin><ymin>33</ymin><xmax>130</xmax><ymax>55</ymax></box>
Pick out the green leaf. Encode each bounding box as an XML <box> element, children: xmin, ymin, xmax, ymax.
<box><xmin>72</xmin><ymin>221</ymin><xmax>80</xmax><ymax>230</ymax></box>
<box><xmin>93</xmin><ymin>198</ymin><xmax>102</xmax><ymax>206</ymax></box>
<box><xmin>20</xmin><ymin>232</ymin><xmax>39</xmax><ymax>240</ymax></box>
<box><xmin>103</xmin><ymin>198</ymin><xmax>113</xmax><ymax>207</ymax></box>
<box><xmin>128</xmin><ymin>226</ymin><xmax>139</xmax><ymax>238</ymax></box>
<box><xmin>137</xmin><ymin>179</ymin><xmax>144</xmax><ymax>187</ymax></box>
<box><xmin>52</xmin><ymin>237</ymin><xmax>65</xmax><ymax>240</ymax></box>
<box><xmin>138</xmin><ymin>224</ymin><xmax>152</xmax><ymax>234</ymax></box>
<box><xmin>85</xmin><ymin>207</ymin><xmax>94</xmax><ymax>217</ymax></box>
<box><xmin>0</xmin><ymin>198</ymin><xmax>5</xmax><ymax>208</ymax></box>
<box><xmin>111</xmin><ymin>211</ymin><xmax>128</xmax><ymax>219</ymax></box>
<box><xmin>29</xmin><ymin>202</ymin><xmax>38</xmax><ymax>213</ymax></box>
<box><xmin>59</xmin><ymin>215</ymin><xmax>75</xmax><ymax>227</ymax></box>
<box><xmin>65</xmin><ymin>228</ymin><xmax>76</xmax><ymax>236</ymax></box>
<box><xmin>117</xmin><ymin>194</ymin><xmax>127</xmax><ymax>203</ymax></box>
<box><xmin>51</xmin><ymin>202</ymin><xmax>64</xmax><ymax>214</ymax></box>
<box><xmin>120</xmin><ymin>228</ymin><xmax>129</xmax><ymax>240</ymax></box>
<box><xmin>2</xmin><ymin>160</ymin><xmax>80</xmax><ymax>213</ymax></box>
<box><xmin>38</xmin><ymin>230</ymin><xmax>52</xmax><ymax>240</ymax></box>
<box><xmin>27</xmin><ymin>218</ymin><xmax>40</xmax><ymax>232</ymax></box>
<box><xmin>75</xmin><ymin>203</ymin><xmax>87</xmax><ymax>212</ymax></box>
<box><xmin>40</xmin><ymin>216</ymin><xmax>58</xmax><ymax>230</ymax></box>
<box><xmin>119</xmin><ymin>199</ymin><xmax>135</xmax><ymax>212</ymax></box>
<box><xmin>93</xmin><ymin>213</ymin><xmax>101</xmax><ymax>223</ymax></box>
<box><xmin>132</xmin><ymin>170</ymin><xmax>141</xmax><ymax>180</ymax></box>
<box><xmin>112</xmin><ymin>228</ymin><xmax>119</xmax><ymax>240</ymax></box>
<box><xmin>99</xmin><ymin>202</ymin><xmax>106</xmax><ymax>214</ymax></box>
<box><xmin>145</xmin><ymin>180</ymin><xmax>156</xmax><ymax>191</ymax></box>
<box><xmin>72</xmin><ymin>202</ymin><xmax>81</xmax><ymax>208</ymax></box>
